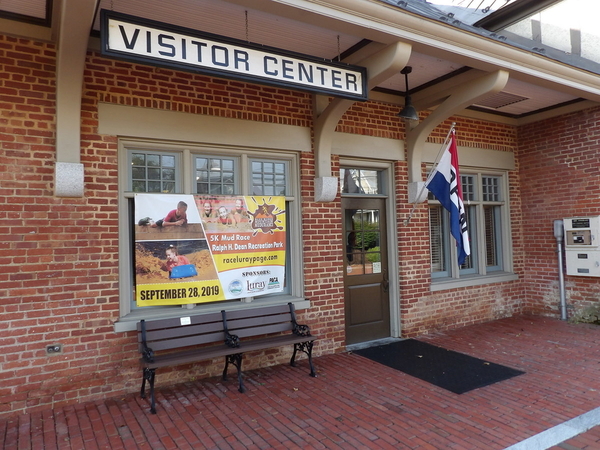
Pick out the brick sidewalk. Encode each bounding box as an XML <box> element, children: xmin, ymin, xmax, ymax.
<box><xmin>2</xmin><ymin>315</ymin><xmax>600</xmax><ymax>449</ymax></box>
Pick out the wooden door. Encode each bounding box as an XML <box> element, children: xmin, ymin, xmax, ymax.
<box><xmin>343</xmin><ymin>197</ymin><xmax>390</xmax><ymax>344</ymax></box>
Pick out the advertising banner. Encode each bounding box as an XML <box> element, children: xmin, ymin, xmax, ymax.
<box><xmin>134</xmin><ymin>194</ymin><xmax>286</xmax><ymax>306</ymax></box>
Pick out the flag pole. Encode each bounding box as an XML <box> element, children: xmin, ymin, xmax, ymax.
<box><xmin>403</xmin><ymin>122</ymin><xmax>456</xmax><ymax>226</ymax></box>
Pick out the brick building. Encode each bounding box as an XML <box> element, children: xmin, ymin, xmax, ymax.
<box><xmin>1</xmin><ymin>0</ymin><xmax>599</xmax><ymax>417</ymax></box>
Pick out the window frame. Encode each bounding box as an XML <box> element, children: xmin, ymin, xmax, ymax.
<box><xmin>428</xmin><ymin>169</ymin><xmax>517</xmax><ymax>291</ymax></box>
<box><xmin>115</xmin><ymin>139</ymin><xmax>306</xmax><ymax>332</ymax></box>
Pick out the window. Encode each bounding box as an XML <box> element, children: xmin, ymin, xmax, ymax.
<box><xmin>117</xmin><ymin>141</ymin><xmax>302</xmax><ymax>330</ymax></box>
<box><xmin>340</xmin><ymin>168</ymin><xmax>382</xmax><ymax>195</ymax></box>
<box><xmin>130</xmin><ymin>151</ymin><xmax>179</xmax><ymax>193</ymax></box>
<box><xmin>429</xmin><ymin>171</ymin><xmax>511</xmax><ymax>283</ymax></box>
<box><xmin>251</xmin><ymin>160</ymin><xmax>288</xmax><ymax>196</ymax></box>
<box><xmin>195</xmin><ymin>156</ymin><xmax>237</xmax><ymax>195</ymax></box>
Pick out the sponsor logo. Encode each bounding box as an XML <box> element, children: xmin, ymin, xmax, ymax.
<box><xmin>247</xmin><ymin>280</ymin><xmax>266</xmax><ymax>293</ymax></box>
<box><xmin>228</xmin><ymin>280</ymin><xmax>243</xmax><ymax>296</ymax></box>
<box><xmin>268</xmin><ymin>277</ymin><xmax>280</xmax><ymax>290</ymax></box>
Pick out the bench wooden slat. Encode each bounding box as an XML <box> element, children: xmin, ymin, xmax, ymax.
<box><xmin>139</xmin><ymin>321</ymin><xmax>224</xmax><ymax>342</ymax></box>
<box><xmin>139</xmin><ymin>331</ymin><xmax>225</xmax><ymax>353</ymax></box>
<box><xmin>138</xmin><ymin>311</ymin><xmax>223</xmax><ymax>331</ymax></box>
<box><xmin>141</xmin><ymin>344</ymin><xmax>242</xmax><ymax>369</ymax></box>
<box><xmin>232</xmin><ymin>322</ymin><xmax>292</xmax><ymax>339</ymax></box>
<box><xmin>237</xmin><ymin>334</ymin><xmax>316</xmax><ymax>353</ymax></box>
<box><xmin>224</xmin><ymin>304</ymin><xmax>290</xmax><ymax>320</ymax></box>
<box><xmin>227</xmin><ymin>314</ymin><xmax>292</xmax><ymax>329</ymax></box>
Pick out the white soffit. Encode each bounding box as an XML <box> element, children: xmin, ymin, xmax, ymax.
<box><xmin>377</xmin><ymin>52</ymin><xmax>466</xmax><ymax>91</ymax></box>
<box><xmin>0</xmin><ymin>0</ymin><xmax>46</xmax><ymax>19</ymax></box>
<box><xmin>483</xmin><ymin>78</ymin><xmax>578</xmax><ymax>114</ymax></box>
<box><xmin>93</xmin><ymin>0</ymin><xmax>363</xmax><ymax>61</ymax></box>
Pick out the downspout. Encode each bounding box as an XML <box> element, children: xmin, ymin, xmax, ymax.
<box><xmin>53</xmin><ymin>0</ymin><xmax>99</xmax><ymax>197</ymax></box>
<box><xmin>313</xmin><ymin>41</ymin><xmax>412</xmax><ymax>201</ymax></box>
<box><xmin>554</xmin><ymin>219</ymin><xmax>568</xmax><ymax>320</ymax></box>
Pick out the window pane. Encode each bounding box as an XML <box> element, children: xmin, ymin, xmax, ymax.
<box><xmin>148</xmin><ymin>181</ymin><xmax>162</xmax><ymax>192</ymax></box>
<box><xmin>460</xmin><ymin>205</ymin><xmax>477</xmax><ymax>273</ymax></box>
<box><xmin>162</xmin><ymin>155</ymin><xmax>175</xmax><ymax>168</ymax></box>
<box><xmin>147</xmin><ymin>154</ymin><xmax>160</xmax><ymax>167</ymax></box>
<box><xmin>485</xmin><ymin>205</ymin><xmax>502</xmax><ymax>270</ymax></box>
<box><xmin>222</xmin><ymin>171</ymin><xmax>234</xmax><ymax>184</ymax></box>
<box><xmin>148</xmin><ymin>168</ymin><xmax>161</xmax><ymax>180</ymax></box>
<box><xmin>131</xmin><ymin>153</ymin><xmax>145</xmax><ymax>166</ymax></box>
<box><xmin>346</xmin><ymin>208</ymin><xmax>381</xmax><ymax>275</ymax></box>
<box><xmin>131</xmin><ymin>167</ymin><xmax>146</xmax><ymax>179</ymax></box>
<box><xmin>430</xmin><ymin>206</ymin><xmax>447</xmax><ymax>274</ymax></box>
<box><xmin>163</xmin><ymin>169</ymin><xmax>175</xmax><ymax>181</ymax></box>
<box><xmin>132</xmin><ymin>180</ymin><xmax>146</xmax><ymax>192</ymax></box>
<box><xmin>196</xmin><ymin>158</ymin><xmax>208</xmax><ymax>170</ymax></box>
<box><xmin>222</xmin><ymin>159</ymin><xmax>234</xmax><ymax>171</ymax></box>
<box><xmin>341</xmin><ymin>168</ymin><xmax>381</xmax><ymax>195</ymax></box>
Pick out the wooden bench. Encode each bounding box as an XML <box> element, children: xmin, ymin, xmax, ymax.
<box><xmin>138</xmin><ymin>303</ymin><xmax>317</xmax><ymax>413</ymax></box>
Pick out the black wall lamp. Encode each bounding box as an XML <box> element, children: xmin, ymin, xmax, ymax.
<box><xmin>398</xmin><ymin>66</ymin><xmax>419</xmax><ymax>121</ymax></box>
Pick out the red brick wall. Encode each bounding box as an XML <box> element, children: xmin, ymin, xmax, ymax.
<box><xmin>517</xmin><ymin>108</ymin><xmax>600</xmax><ymax>316</ymax></box>
<box><xmin>0</xmin><ymin>35</ymin><xmax>530</xmax><ymax>417</ymax></box>
<box><xmin>300</xmin><ymin>155</ymin><xmax>346</xmax><ymax>351</ymax></box>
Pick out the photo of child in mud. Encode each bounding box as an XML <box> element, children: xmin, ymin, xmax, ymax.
<box><xmin>163</xmin><ymin>245</ymin><xmax>190</xmax><ymax>275</ymax></box>
<box><xmin>134</xmin><ymin>240</ymin><xmax>218</xmax><ymax>284</ymax></box>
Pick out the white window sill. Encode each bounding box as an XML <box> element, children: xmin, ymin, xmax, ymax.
<box><xmin>430</xmin><ymin>272</ymin><xmax>519</xmax><ymax>292</ymax></box>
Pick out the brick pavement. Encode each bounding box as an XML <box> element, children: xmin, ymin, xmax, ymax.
<box><xmin>2</xmin><ymin>315</ymin><xmax>600</xmax><ymax>449</ymax></box>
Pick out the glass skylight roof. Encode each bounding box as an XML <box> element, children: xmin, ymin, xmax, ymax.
<box><xmin>427</xmin><ymin>0</ymin><xmax>600</xmax><ymax>73</ymax></box>
<box><xmin>428</xmin><ymin>0</ymin><xmax>519</xmax><ymax>25</ymax></box>
<box><xmin>503</xmin><ymin>0</ymin><xmax>600</xmax><ymax>66</ymax></box>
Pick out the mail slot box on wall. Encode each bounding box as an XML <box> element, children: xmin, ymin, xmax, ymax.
<box><xmin>564</xmin><ymin>216</ymin><xmax>600</xmax><ymax>277</ymax></box>
<box><xmin>563</xmin><ymin>217</ymin><xmax>599</xmax><ymax>247</ymax></box>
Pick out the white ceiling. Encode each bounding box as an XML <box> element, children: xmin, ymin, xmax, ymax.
<box><xmin>1</xmin><ymin>0</ymin><xmax>46</xmax><ymax>19</ymax></box>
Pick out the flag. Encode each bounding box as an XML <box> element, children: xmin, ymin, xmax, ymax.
<box><xmin>425</xmin><ymin>130</ymin><xmax>470</xmax><ymax>265</ymax></box>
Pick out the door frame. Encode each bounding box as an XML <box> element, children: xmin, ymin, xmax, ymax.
<box><xmin>339</xmin><ymin>158</ymin><xmax>401</xmax><ymax>340</ymax></box>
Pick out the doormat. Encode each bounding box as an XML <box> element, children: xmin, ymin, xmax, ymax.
<box><xmin>353</xmin><ymin>339</ymin><xmax>525</xmax><ymax>394</ymax></box>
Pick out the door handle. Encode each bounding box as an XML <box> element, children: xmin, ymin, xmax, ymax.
<box><xmin>382</xmin><ymin>269</ymin><xmax>389</xmax><ymax>293</ymax></box>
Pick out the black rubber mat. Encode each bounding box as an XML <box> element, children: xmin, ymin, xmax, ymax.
<box><xmin>354</xmin><ymin>339</ymin><xmax>525</xmax><ymax>394</ymax></box>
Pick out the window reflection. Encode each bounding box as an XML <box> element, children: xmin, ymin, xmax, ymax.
<box><xmin>345</xmin><ymin>208</ymin><xmax>382</xmax><ymax>275</ymax></box>
<box><xmin>341</xmin><ymin>169</ymin><xmax>380</xmax><ymax>195</ymax></box>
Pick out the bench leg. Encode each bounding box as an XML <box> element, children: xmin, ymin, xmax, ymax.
<box><xmin>224</xmin><ymin>353</ymin><xmax>245</xmax><ymax>393</ymax></box>
<box><xmin>141</xmin><ymin>368</ymin><xmax>157</xmax><ymax>414</ymax></box>
<box><xmin>222</xmin><ymin>355</ymin><xmax>230</xmax><ymax>382</ymax></box>
<box><xmin>291</xmin><ymin>341</ymin><xmax>317</xmax><ymax>377</ymax></box>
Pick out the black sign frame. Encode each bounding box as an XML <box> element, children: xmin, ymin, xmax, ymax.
<box><xmin>100</xmin><ymin>10</ymin><xmax>368</xmax><ymax>101</ymax></box>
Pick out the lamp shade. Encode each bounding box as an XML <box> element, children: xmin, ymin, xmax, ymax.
<box><xmin>398</xmin><ymin>95</ymin><xmax>419</xmax><ymax>121</ymax></box>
